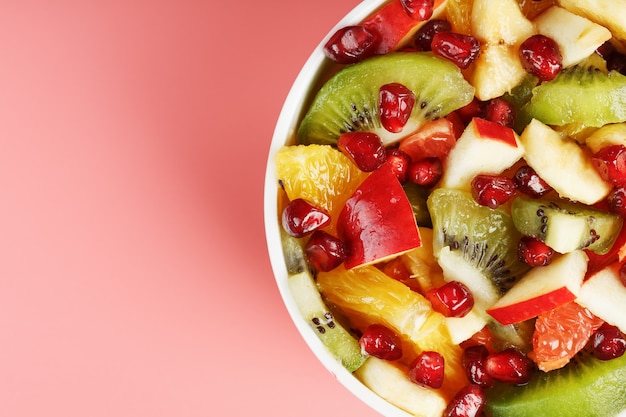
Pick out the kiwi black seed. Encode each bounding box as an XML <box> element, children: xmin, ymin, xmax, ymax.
<box><xmin>427</xmin><ymin>188</ymin><xmax>530</xmax><ymax>295</ymax></box>
<box><xmin>519</xmin><ymin>63</ymin><xmax>626</xmax><ymax>128</ymax></box>
<box><xmin>297</xmin><ymin>52</ymin><xmax>475</xmax><ymax>146</ymax></box>
<box><xmin>485</xmin><ymin>350</ymin><xmax>626</xmax><ymax>417</ymax></box>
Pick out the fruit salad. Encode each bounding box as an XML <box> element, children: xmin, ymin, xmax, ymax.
<box><xmin>267</xmin><ymin>0</ymin><xmax>626</xmax><ymax>416</ymax></box>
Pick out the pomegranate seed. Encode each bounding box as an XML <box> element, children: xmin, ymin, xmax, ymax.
<box><xmin>485</xmin><ymin>348</ymin><xmax>532</xmax><ymax>385</ymax></box>
<box><xmin>593</xmin><ymin>323</ymin><xmax>626</xmax><ymax>360</ymax></box>
<box><xmin>408</xmin><ymin>157</ymin><xmax>443</xmax><ymax>188</ymax></box>
<box><xmin>304</xmin><ymin>230</ymin><xmax>346</xmax><ymax>272</ymax></box>
<box><xmin>282</xmin><ymin>198</ymin><xmax>331</xmax><ymax>238</ymax></box>
<box><xmin>379</xmin><ymin>83</ymin><xmax>416</xmax><ymax>134</ymax></box>
<box><xmin>385</xmin><ymin>148</ymin><xmax>412</xmax><ymax>183</ymax></box>
<box><xmin>471</xmin><ymin>174</ymin><xmax>516</xmax><ymax>209</ymax></box>
<box><xmin>431</xmin><ymin>32</ymin><xmax>481</xmax><ymax>69</ymax></box>
<box><xmin>513</xmin><ymin>165</ymin><xmax>552</xmax><ymax>198</ymax></box>
<box><xmin>519</xmin><ymin>34</ymin><xmax>562</xmax><ymax>82</ymax></box>
<box><xmin>408</xmin><ymin>351</ymin><xmax>445</xmax><ymax>388</ymax></box>
<box><xmin>462</xmin><ymin>345</ymin><xmax>495</xmax><ymax>388</ymax></box>
<box><xmin>337</xmin><ymin>131</ymin><xmax>386</xmax><ymax>172</ymax></box>
<box><xmin>323</xmin><ymin>25</ymin><xmax>379</xmax><ymax>65</ymax></box>
<box><xmin>359</xmin><ymin>324</ymin><xmax>403</xmax><ymax>361</ymax></box>
<box><xmin>484</xmin><ymin>98</ymin><xmax>516</xmax><ymax>128</ymax></box>
<box><xmin>413</xmin><ymin>19</ymin><xmax>452</xmax><ymax>51</ymax></box>
<box><xmin>401</xmin><ymin>0</ymin><xmax>434</xmax><ymax>21</ymax></box>
<box><xmin>592</xmin><ymin>145</ymin><xmax>626</xmax><ymax>185</ymax></box>
<box><xmin>518</xmin><ymin>236</ymin><xmax>554</xmax><ymax>267</ymax></box>
<box><xmin>426</xmin><ymin>281</ymin><xmax>474</xmax><ymax>318</ymax></box>
<box><xmin>443</xmin><ymin>384</ymin><xmax>486</xmax><ymax>417</ymax></box>
<box><xmin>608</xmin><ymin>185</ymin><xmax>626</xmax><ymax>217</ymax></box>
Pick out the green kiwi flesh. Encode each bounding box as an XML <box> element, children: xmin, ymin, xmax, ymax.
<box><xmin>511</xmin><ymin>196</ymin><xmax>624</xmax><ymax>255</ymax></box>
<box><xmin>519</xmin><ymin>65</ymin><xmax>626</xmax><ymax>128</ymax></box>
<box><xmin>297</xmin><ymin>52</ymin><xmax>475</xmax><ymax>146</ymax></box>
<box><xmin>282</xmin><ymin>232</ymin><xmax>366</xmax><ymax>372</ymax></box>
<box><xmin>427</xmin><ymin>188</ymin><xmax>530</xmax><ymax>295</ymax></box>
<box><xmin>485</xmin><ymin>351</ymin><xmax>626</xmax><ymax>417</ymax></box>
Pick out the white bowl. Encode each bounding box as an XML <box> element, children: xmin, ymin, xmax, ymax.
<box><xmin>263</xmin><ymin>0</ymin><xmax>415</xmax><ymax>415</ymax></box>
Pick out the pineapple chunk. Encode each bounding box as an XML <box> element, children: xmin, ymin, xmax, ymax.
<box><xmin>471</xmin><ymin>0</ymin><xmax>536</xmax><ymax>44</ymax></box>
<box><xmin>556</xmin><ymin>0</ymin><xmax>626</xmax><ymax>47</ymax></box>
<box><xmin>470</xmin><ymin>43</ymin><xmax>528</xmax><ymax>101</ymax></box>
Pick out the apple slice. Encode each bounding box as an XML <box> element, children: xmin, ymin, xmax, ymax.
<box><xmin>584</xmin><ymin>122</ymin><xmax>626</xmax><ymax>153</ymax></box>
<box><xmin>556</xmin><ymin>0</ymin><xmax>626</xmax><ymax>47</ymax></box>
<box><xmin>440</xmin><ymin>117</ymin><xmax>524</xmax><ymax>191</ymax></box>
<box><xmin>519</xmin><ymin>119</ymin><xmax>611</xmax><ymax>205</ymax></box>
<box><xmin>533</xmin><ymin>6</ymin><xmax>611</xmax><ymax>68</ymax></box>
<box><xmin>470</xmin><ymin>42</ymin><xmax>529</xmax><ymax>101</ymax></box>
<box><xmin>471</xmin><ymin>0</ymin><xmax>536</xmax><ymax>45</ymax></box>
<box><xmin>576</xmin><ymin>262</ymin><xmax>626</xmax><ymax>334</ymax></box>
<box><xmin>338</xmin><ymin>166</ymin><xmax>421</xmax><ymax>269</ymax></box>
<box><xmin>487</xmin><ymin>250</ymin><xmax>588</xmax><ymax>325</ymax></box>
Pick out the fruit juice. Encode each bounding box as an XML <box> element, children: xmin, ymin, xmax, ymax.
<box><xmin>266</xmin><ymin>0</ymin><xmax>626</xmax><ymax>416</ymax></box>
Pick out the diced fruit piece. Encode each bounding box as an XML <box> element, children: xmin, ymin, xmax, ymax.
<box><xmin>512</xmin><ymin>165</ymin><xmax>552</xmax><ymax>198</ymax></box>
<box><xmin>337</xmin><ymin>166</ymin><xmax>421</xmax><ymax>269</ymax></box>
<box><xmin>275</xmin><ymin>144</ymin><xmax>369</xmax><ymax>233</ymax></box>
<box><xmin>443</xmin><ymin>384</ymin><xmax>487</xmax><ymax>417</ymax></box>
<box><xmin>529</xmin><ymin>301</ymin><xmax>603</xmax><ymax>372</ymax></box>
<box><xmin>354</xmin><ymin>357</ymin><xmax>447</xmax><ymax>417</ymax></box>
<box><xmin>408</xmin><ymin>157</ymin><xmax>443</xmax><ymax>188</ymax></box>
<box><xmin>519</xmin><ymin>64</ymin><xmax>626</xmax><ymax>128</ymax></box>
<box><xmin>471</xmin><ymin>174</ymin><xmax>516</xmax><ymax>209</ymax></box>
<box><xmin>533</xmin><ymin>6</ymin><xmax>611</xmax><ymax>68</ymax></box>
<box><xmin>440</xmin><ymin>118</ymin><xmax>524</xmax><ymax>191</ymax></box>
<box><xmin>413</xmin><ymin>19</ymin><xmax>452</xmax><ymax>51</ymax></box>
<box><xmin>409</xmin><ymin>351</ymin><xmax>446</xmax><ymax>388</ymax></box>
<box><xmin>337</xmin><ymin>131</ymin><xmax>386</xmax><ymax>172</ymax></box>
<box><xmin>584</xmin><ymin>122</ymin><xmax>626</xmax><ymax>153</ymax></box>
<box><xmin>592</xmin><ymin>145</ymin><xmax>626</xmax><ymax>185</ymax></box>
<box><xmin>401</xmin><ymin>0</ymin><xmax>435</xmax><ymax>21</ymax></box>
<box><xmin>323</xmin><ymin>25</ymin><xmax>379</xmax><ymax>64</ymax></box>
<box><xmin>519</xmin><ymin>34</ymin><xmax>563</xmax><ymax>82</ymax></box>
<box><xmin>462</xmin><ymin>345</ymin><xmax>495</xmax><ymax>387</ymax></box>
<box><xmin>428</xmin><ymin>189</ymin><xmax>529</xmax><ymax>311</ymax></box>
<box><xmin>555</xmin><ymin>0</ymin><xmax>626</xmax><ymax>47</ymax></box>
<box><xmin>445</xmin><ymin>0</ymin><xmax>473</xmax><ymax>35</ymax></box>
<box><xmin>485</xmin><ymin>350</ymin><xmax>626</xmax><ymax>417</ymax></box>
<box><xmin>398</xmin><ymin>117</ymin><xmax>457</xmax><ymax>162</ymax></box>
<box><xmin>426</xmin><ymin>281</ymin><xmax>475</xmax><ymax>318</ymax></box>
<box><xmin>385</xmin><ymin>148</ymin><xmax>412</xmax><ymax>183</ymax></box>
<box><xmin>511</xmin><ymin>196</ymin><xmax>623</xmax><ymax>254</ymax></box>
<box><xmin>280</xmin><ymin>229</ymin><xmax>309</xmax><ymax>275</ymax></box>
<box><xmin>517</xmin><ymin>236</ymin><xmax>554</xmax><ymax>267</ymax></box>
<box><xmin>378</xmin><ymin>82</ymin><xmax>416</xmax><ymax>134</ymax></box>
<box><xmin>576</xmin><ymin>262</ymin><xmax>626</xmax><ymax>334</ymax></box>
<box><xmin>593</xmin><ymin>323</ymin><xmax>626</xmax><ymax>361</ymax></box>
<box><xmin>484</xmin><ymin>97</ymin><xmax>516</xmax><ymax>128</ymax></box>
<box><xmin>470</xmin><ymin>43</ymin><xmax>529</xmax><ymax>101</ymax></box>
<box><xmin>359</xmin><ymin>324</ymin><xmax>403</xmax><ymax>361</ymax></box>
<box><xmin>401</xmin><ymin>227</ymin><xmax>447</xmax><ymax>294</ymax></box>
<box><xmin>486</xmin><ymin>250</ymin><xmax>588</xmax><ymax>326</ymax></box>
<box><xmin>431</xmin><ymin>32</ymin><xmax>481</xmax><ymax>69</ymax></box>
<box><xmin>471</xmin><ymin>0</ymin><xmax>535</xmax><ymax>45</ymax></box>
<box><xmin>519</xmin><ymin>119</ymin><xmax>612</xmax><ymax>205</ymax></box>
<box><xmin>281</xmin><ymin>198</ymin><xmax>331</xmax><ymax>238</ymax></box>
<box><xmin>297</xmin><ymin>52</ymin><xmax>475</xmax><ymax>146</ymax></box>
<box><xmin>316</xmin><ymin>264</ymin><xmax>468</xmax><ymax>396</ymax></box>
<box><xmin>288</xmin><ymin>270</ymin><xmax>366</xmax><ymax>372</ymax></box>
<box><xmin>304</xmin><ymin>230</ymin><xmax>346</xmax><ymax>272</ymax></box>
<box><xmin>485</xmin><ymin>348</ymin><xmax>532</xmax><ymax>385</ymax></box>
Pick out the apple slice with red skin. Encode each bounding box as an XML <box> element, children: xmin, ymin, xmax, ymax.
<box><xmin>398</xmin><ymin>117</ymin><xmax>457</xmax><ymax>162</ymax></box>
<box><xmin>487</xmin><ymin>250</ymin><xmax>588</xmax><ymax>326</ymax></box>
<box><xmin>338</xmin><ymin>166</ymin><xmax>421</xmax><ymax>269</ymax></box>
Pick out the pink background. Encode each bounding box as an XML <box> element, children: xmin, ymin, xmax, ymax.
<box><xmin>0</xmin><ymin>0</ymin><xmax>383</xmax><ymax>416</ymax></box>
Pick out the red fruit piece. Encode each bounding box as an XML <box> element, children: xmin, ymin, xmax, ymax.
<box><xmin>413</xmin><ymin>18</ymin><xmax>452</xmax><ymax>51</ymax></box>
<box><xmin>379</xmin><ymin>82</ymin><xmax>416</xmax><ymax>134</ymax></box>
<box><xmin>408</xmin><ymin>157</ymin><xmax>443</xmax><ymax>188</ymax></box>
<box><xmin>323</xmin><ymin>25</ymin><xmax>379</xmax><ymax>65</ymax></box>
<box><xmin>471</xmin><ymin>174</ymin><xmax>516</xmax><ymax>209</ymax></box>
<box><xmin>408</xmin><ymin>351</ymin><xmax>445</xmax><ymax>388</ymax></box>
<box><xmin>431</xmin><ymin>32</ymin><xmax>481</xmax><ymax>69</ymax></box>
<box><xmin>620</xmin><ymin>263</ymin><xmax>626</xmax><ymax>287</ymax></box>
<box><xmin>485</xmin><ymin>348</ymin><xmax>532</xmax><ymax>385</ymax></box>
<box><xmin>593</xmin><ymin>322</ymin><xmax>626</xmax><ymax>361</ymax></box>
<box><xmin>484</xmin><ymin>98</ymin><xmax>516</xmax><ymax>128</ymax></box>
<box><xmin>443</xmin><ymin>384</ymin><xmax>486</xmax><ymax>417</ymax></box>
<box><xmin>518</xmin><ymin>236</ymin><xmax>554</xmax><ymax>267</ymax></box>
<box><xmin>385</xmin><ymin>148</ymin><xmax>412</xmax><ymax>183</ymax></box>
<box><xmin>462</xmin><ymin>345</ymin><xmax>495</xmax><ymax>388</ymax></box>
<box><xmin>398</xmin><ymin>118</ymin><xmax>457</xmax><ymax>162</ymax></box>
<box><xmin>519</xmin><ymin>34</ymin><xmax>562</xmax><ymax>82</ymax></box>
<box><xmin>359</xmin><ymin>323</ymin><xmax>403</xmax><ymax>361</ymax></box>
<box><xmin>282</xmin><ymin>198</ymin><xmax>331</xmax><ymax>238</ymax></box>
<box><xmin>304</xmin><ymin>230</ymin><xmax>347</xmax><ymax>272</ymax></box>
<box><xmin>592</xmin><ymin>145</ymin><xmax>626</xmax><ymax>186</ymax></box>
<box><xmin>513</xmin><ymin>165</ymin><xmax>552</xmax><ymax>198</ymax></box>
<box><xmin>401</xmin><ymin>0</ymin><xmax>435</xmax><ymax>21</ymax></box>
<box><xmin>427</xmin><ymin>281</ymin><xmax>474</xmax><ymax>318</ymax></box>
<box><xmin>608</xmin><ymin>185</ymin><xmax>626</xmax><ymax>217</ymax></box>
<box><xmin>337</xmin><ymin>131</ymin><xmax>387</xmax><ymax>172</ymax></box>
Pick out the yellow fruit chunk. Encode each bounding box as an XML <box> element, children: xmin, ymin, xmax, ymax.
<box><xmin>317</xmin><ymin>264</ymin><xmax>468</xmax><ymax>398</ymax></box>
<box><xmin>275</xmin><ymin>144</ymin><xmax>368</xmax><ymax>233</ymax></box>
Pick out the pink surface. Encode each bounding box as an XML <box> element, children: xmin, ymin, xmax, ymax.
<box><xmin>0</xmin><ymin>0</ymin><xmax>381</xmax><ymax>416</ymax></box>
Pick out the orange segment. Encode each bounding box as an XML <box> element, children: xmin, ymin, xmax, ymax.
<box><xmin>317</xmin><ymin>264</ymin><xmax>468</xmax><ymax>399</ymax></box>
<box><xmin>275</xmin><ymin>144</ymin><xmax>368</xmax><ymax>233</ymax></box>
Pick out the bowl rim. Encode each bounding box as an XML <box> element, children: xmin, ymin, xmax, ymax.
<box><xmin>263</xmin><ymin>1</ymin><xmax>416</xmax><ymax>416</ymax></box>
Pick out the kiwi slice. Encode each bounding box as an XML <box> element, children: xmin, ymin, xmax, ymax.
<box><xmin>519</xmin><ymin>65</ymin><xmax>626</xmax><ymax>128</ymax></box>
<box><xmin>485</xmin><ymin>351</ymin><xmax>626</xmax><ymax>417</ymax></box>
<box><xmin>297</xmin><ymin>52</ymin><xmax>475</xmax><ymax>146</ymax></box>
<box><xmin>511</xmin><ymin>196</ymin><xmax>624</xmax><ymax>255</ymax></box>
<box><xmin>427</xmin><ymin>188</ymin><xmax>529</xmax><ymax>296</ymax></box>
